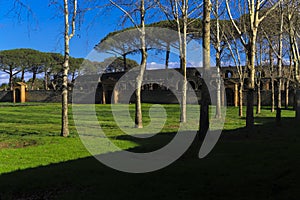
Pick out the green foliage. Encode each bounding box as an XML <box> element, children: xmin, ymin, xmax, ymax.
<box><xmin>0</xmin><ymin>49</ymin><xmax>84</xmax><ymax>89</ymax></box>
<box><xmin>105</xmin><ymin>57</ymin><xmax>139</xmax><ymax>72</ymax></box>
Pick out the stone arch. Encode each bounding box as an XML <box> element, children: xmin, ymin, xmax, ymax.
<box><xmin>152</xmin><ymin>83</ymin><xmax>160</xmax><ymax>90</ymax></box>
<box><xmin>225</xmin><ymin>88</ymin><xmax>234</xmax><ymax>106</ymax></box>
<box><xmin>15</xmin><ymin>88</ymin><xmax>21</xmax><ymax>103</ymax></box>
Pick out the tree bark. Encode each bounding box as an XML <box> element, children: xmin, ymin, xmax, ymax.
<box><xmin>44</xmin><ymin>71</ymin><xmax>49</xmax><ymax>90</ymax></box>
<box><xmin>123</xmin><ymin>54</ymin><xmax>127</xmax><ymax>71</ymax></box>
<box><xmin>9</xmin><ymin>67</ymin><xmax>14</xmax><ymax>91</ymax></box>
<box><xmin>256</xmin><ymin>80</ymin><xmax>261</xmax><ymax>114</ymax></box>
<box><xmin>135</xmin><ymin>0</ymin><xmax>147</xmax><ymax>128</ymax></box>
<box><xmin>61</xmin><ymin>0</ymin><xmax>77</xmax><ymax>137</ymax></box>
<box><xmin>285</xmin><ymin>80</ymin><xmax>290</xmax><ymax>109</ymax></box>
<box><xmin>246</xmin><ymin>89</ymin><xmax>254</xmax><ymax>128</ymax></box>
<box><xmin>61</xmin><ymin>4</ymin><xmax>70</xmax><ymax>137</ymax></box>
<box><xmin>200</xmin><ymin>0</ymin><xmax>211</xmax><ymax>134</ymax></box>
<box><xmin>165</xmin><ymin>42</ymin><xmax>170</xmax><ymax>70</ymax></box>
<box><xmin>276</xmin><ymin>2</ymin><xmax>283</xmax><ymax>123</ymax></box>
<box><xmin>31</xmin><ymin>72</ymin><xmax>36</xmax><ymax>90</ymax></box>
<box><xmin>21</xmin><ymin>70</ymin><xmax>25</xmax><ymax>82</ymax></box>
<box><xmin>214</xmin><ymin>0</ymin><xmax>221</xmax><ymax>119</ymax></box>
<box><xmin>271</xmin><ymin>78</ymin><xmax>275</xmax><ymax>112</ymax></box>
<box><xmin>239</xmin><ymin>81</ymin><xmax>243</xmax><ymax>117</ymax></box>
<box><xmin>179</xmin><ymin>1</ymin><xmax>188</xmax><ymax>123</ymax></box>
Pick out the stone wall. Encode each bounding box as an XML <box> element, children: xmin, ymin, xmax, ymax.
<box><xmin>26</xmin><ymin>90</ymin><xmax>63</xmax><ymax>102</ymax></box>
<box><xmin>0</xmin><ymin>89</ymin><xmax>296</xmax><ymax>107</ymax></box>
<box><xmin>0</xmin><ymin>90</ymin><xmax>67</xmax><ymax>103</ymax></box>
<box><xmin>0</xmin><ymin>91</ymin><xmax>12</xmax><ymax>102</ymax></box>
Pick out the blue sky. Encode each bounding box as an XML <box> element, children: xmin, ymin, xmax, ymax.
<box><xmin>0</xmin><ymin>0</ymin><xmax>123</xmax><ymax>58</ymax></box>
<box><xmin>0</xmin><ymin>0</ymin><xmax>209</xmax><ymax>84</ymax></box>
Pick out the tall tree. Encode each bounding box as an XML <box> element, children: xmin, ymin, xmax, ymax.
<box><xmin>199</xmin><ymin>0</ymin><xmax>212</xmax><ymax>134</ymax></box>
<box><xmin>226</xmin><ymin>0</ymin><xmax>280</xmax><ymax>128</ymax></box>
<box><xmin>109</xmin><ymin>0</ymin><xmax>149</xmax><ymax>128</ymax></box>
<box><xmin>155</xmin><ymin>0</ymin><xmax>202</xmax><ymax>123</ymax></box>
<box><xmin>61</xmin><ymin>0</ymin><xmax>78</xmax><ymax>137</ymax></box>
<box><xmin>286</xmin><ymin>0</ymin><xmax>300</xmax><ymax>119</ymax></box>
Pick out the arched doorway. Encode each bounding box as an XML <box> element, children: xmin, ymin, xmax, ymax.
<box><xmin>226</xmin><ymin>88</ymin><xmax>234</xmax><ymax>106</ymax></box>
<box><xmin>15</xmin><ymin>88</ymin><xmax>21</xmax><ymax>103</ymax></box>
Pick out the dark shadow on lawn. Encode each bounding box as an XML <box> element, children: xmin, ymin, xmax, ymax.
<box><xmin>1</xmin><ymin>117</ymin><xmax>300</xmax><ymax>200</ymax></box>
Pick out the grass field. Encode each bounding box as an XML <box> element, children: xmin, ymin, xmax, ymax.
<box><xmin>0</xmin><ymin>103</ymin><xmax>299</xmax><ymax>199</ymax></box>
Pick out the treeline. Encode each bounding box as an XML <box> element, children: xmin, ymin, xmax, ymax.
<box><xmin>0</xmin><ymin>49</ymin><xmax>83</xmax><ymax>91</ymax></box>
<box><xmin>0</xmin><ymin>48</ymin><xmax>139</xmax><ymax>91</ymax></box>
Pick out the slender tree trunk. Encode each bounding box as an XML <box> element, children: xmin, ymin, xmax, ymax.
<box><xmin>239</xmin><ymin>80</ymin><xmax>243</xmax><ymax>117</ymax></box>
<box><xmin>61</xmin><ymin>0</ymin><xmax>77</xmax><ymax>137</ymax></box>
<box><xmin>276</xmin><ymin>2</ymin><xmax>283</xmax><ymax>123</ymax></box>
<box><xmin>71</xmin><ymin>71</ymin><xmax>76</xmax><ymax>83</ymax></box>
<box><xmin>200</xmin><ymin>0</ymin><xmax>211</xmax><ymax>134</ymax></box>
<box><xmin>31</xmin><ymin>72</ymin><xmax>36</xmax><ymax>90</ymax></box>
<box><xmin>179</xmin><ymin>2</ymin><xmax>188</xmax><ymax>123</ymax></box>
<box><xmin>285</xmin><ymin>80</ymin><xmax>290</xmax><ymax>109</ymax></box>
<box><xmin>44</xmin><ymin>71</ymin><xmax>49</xmax><ymax>90</ymax></box>
<box><xmin>123</xmin><ymin>54</ymin><xmax>127</xmax><ymax>71</ymax></box>
<box><xmin>21</xmin><ymin>70</ymin><xmax>25</xmax><ymax>82</ymax></box>
<box><xmin>215</xmin><ymin>71</ymin><xmax>222</xmax><ymax>119</ymax></box>
<box><xmin>165</xmin><ymin>42</ymin><xmax>170</xmax><ymax>70</ymax></box>
<box><xmin>269</xmin><ymin>46</ymin><xmax>275</xmax><ymax>113</ymax></box>
<box><xmin>9</xmin><ymin>68</ymin><xmax>14</xmax><ymax>91</ymax></box>
<box><xmin>61</xmin><ymin>8</ymin><xmax>70</xmax><ymax>137</ymax></box>
<box><xmin>214</xmin><ymin>0</ymin><xmax>221</xmax><ymax>119</ymax></box>
<box><xmin>246</xmin><ymin>41</ymin><xmax>256</xmax><ymax>128</ymax></box>
<box><xmin>271</xmin><ymin>78</ymin><xmax>275</xmax><ymax>112</ymax></box>
<box><xmin>256</xmin><ymin>80</ymin><xmax>261</xmax><ymax>114</ymax></box>
<box><xmin>135</xmin><ymin>0</ymin><xmax>147</xmax><ymax>128</ymax></box>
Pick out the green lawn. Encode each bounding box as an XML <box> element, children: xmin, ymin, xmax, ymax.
<box><xmin>0</xmin><ymin>103</ymin><xmax>299</xmax><ymax>199</ymax></box>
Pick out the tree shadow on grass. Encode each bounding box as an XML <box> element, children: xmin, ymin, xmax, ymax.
<box><xmin>1</xmin><ymin>117</ymin><xmax>300</xmax><ymax>200</ymax></box>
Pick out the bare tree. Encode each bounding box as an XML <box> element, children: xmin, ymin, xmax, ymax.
<box><xmin>155</xmin><ymin>0</ymin><xmax>202</xmax><ymax>123</ymax></box>
<box><xmin>286</xmin><ymin>0</ymin><xmax>300</xmax><ymax>119</ymax></box>
<box><xmin>61</xmin><ymin>0</ymin><xmax>77</xmax><ymax>137</ymax></box>
<box><xmin>223</xmin><ymin>30</ymin><xmax>247</xmax><ymax>117</ymax></box>
<box><xmin>109</xmin><ymin>0</ymin><xmax>149</xmax><ymax>128</ymax></box>
<box><xmin>226</xmin><ymin>0</ymin><xmax>280</xmax><ymax>128</ymax></box>
<box><xmin>211</xmin><ymin>0</ymin><xmax>224</xmax><ymax>119</ymax></box>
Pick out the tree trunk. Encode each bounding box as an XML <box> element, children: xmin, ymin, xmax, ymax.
<box><xmin>135</xmin><ymin>0</ymin><xmax>147</xmax><ymax>128</ymax></box>
<box><xmin>9</xmin><ymin>67</ymin><xmax>14</xmax><ymax>91</ymax></box>
<box><xmin>246</xmin><ymin>89</ymin><xmax>254</xmax><ymax>128</ymax></box>
<box><xmin>21</xmin><ymin>70</ymin><xmax>25</xmax><ymax>82</ymax></box>
<box><xmin>239</xmin><ymin>81</ymin><xmax>243</xmax><ymax>117</ymax></box>
<box><xmin>44</xmin><ymin>71</ymin><xmax>49</xmax><ymax>90</ymax></box>
<box><xmin>123</xmin><ymin>54</ymin><xmax>127</xmax><ymax>71</ymax></box>
<box><xmin>276</xmin><ymin>2</ymin><xmax>283</xmax><ymax>123</ymax></box>
<box><xmin>256</xmin><ymin>80</ymin><xmax>261</xmax><ymax>114</ymax></box>
<box><xmin>31</xmin><ymin>72</ymin><xmax>36</xmax><ymax>90</ymax></box>
<box><xmin>271</xmin><ymin>78</ymin><xmax>275</xmax><ymax>112</ymax></box>
<box><xmin>214</xmin><ymin>0</ymin><xmax>221</xmax><ymax>119</ymax></box>
<box><xmin>215</xmin><ymin>74</ymin><xmax>221</xmax><ymax>119</ymax></box>
<box><xmin>61</xmin><ymin>0</ymin><xmax>72</xmax><ymax>137</ymax></box>
<box><xmin>246</xmin><ymin>44</ymin><xmax>256</xmax><ymax>128</ymax></box>
<box><xmin>200</xmin><ymin>0</ymin><xmax>211</xmax><ymax>134</ymax></box>
<box><xmin>285</xmin><ymin>80</ymin><xmax>290</xmax><ymax>109</ymax></box>
<box><xmin>179</xmin><ymin>2</ymin><xmax>188</xmax><ymax>123</ymax></box>
<box><xmin>165</xmin><ymin>42</ymin><xmax>170</xmax><ymax>70</ymax></box>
